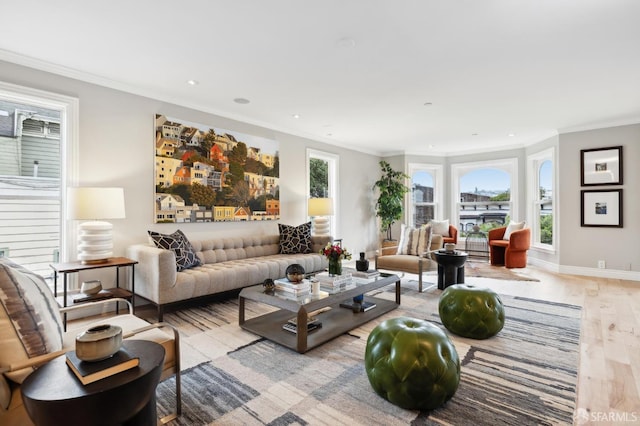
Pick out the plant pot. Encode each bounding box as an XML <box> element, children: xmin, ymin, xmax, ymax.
<box><xmin>381</xmin><ymin>240</ymin><xmax>397</xmax><ymax>256</ymax></box>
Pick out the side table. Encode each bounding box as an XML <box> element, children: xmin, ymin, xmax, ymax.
<box><xmin>50</xmin><ymin>257</ymin><xmax>138</xmax><ymax>330</ymax></box>
<box><xmin>434</xmin><ymin>250</ymin><xmax>468</xmax><ymax>290</ymax></box>
<box><xmin>21</xmin><ymin>340</ymin><xmax>165</xmax><ymax>426</ymax></box>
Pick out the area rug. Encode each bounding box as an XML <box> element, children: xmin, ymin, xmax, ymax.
<box><xmin>155</xmin><ymin>285</ymin><xmax>579</xmax><ymax>425</ymax></box>
<box><xmin>463</xmin><ymin>261</ymin><xmax>539</xmax><ymax>281</ymax></box>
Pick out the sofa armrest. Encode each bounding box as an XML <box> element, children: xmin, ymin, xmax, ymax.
<box><xmin>509</xmin><ymin>228</ymin><xmax>531</xmax><ymax>250</ymax></box>
<box><xmin>126</xmin><ymin>244</ymin><xmax>178</xmax><ymax>304</ymax></box>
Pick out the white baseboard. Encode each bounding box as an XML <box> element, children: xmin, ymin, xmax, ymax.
<box><xmin>528</xmin><ymin>257</ymin><xmax>640</xmax><ymax>281</ymax></box>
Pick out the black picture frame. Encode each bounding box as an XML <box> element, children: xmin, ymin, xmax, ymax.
<box><xmin>580</xmin><ymin>146</ymin><xmax>623</xmax><ymax>186</ymax></box>
<box><xmin>580</xmin><ymin>189</ymin><xmax>623</xmax><ymax>228</ymax></box>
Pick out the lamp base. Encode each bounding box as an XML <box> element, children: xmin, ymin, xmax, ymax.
<box><xmin>312</xmin><ymin>216</ymin><xmax>330</xmax><ymax>236</ymax></box>
<box><xmin>77</xmin><ymin>221</ymin><xmax>113</xmax><ymax>263</ymax></box>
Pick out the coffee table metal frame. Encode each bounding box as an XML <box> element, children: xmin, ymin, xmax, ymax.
<box><xmin>239</xmin><ymin>273</ymin><xmax>401</xmax><ymax>353</ymax></box>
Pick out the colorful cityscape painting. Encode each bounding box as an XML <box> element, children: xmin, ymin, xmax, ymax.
<box><xmin>153</xmin><ymin>114</ymin><xmax>280</xmax><ymax>223</ymax></box>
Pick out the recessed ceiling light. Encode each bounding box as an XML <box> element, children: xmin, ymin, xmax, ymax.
<box><xmin>508</xmin><ymin>133</ymin><xmax>515</xmax><ymax>137</ymax></box>
<box><xmin>472</xmin><ymin>133</ymin><xmax>478</xmax><ymax>136</ymax></box>
<box><xmin>186</xmin><ymin>80</ymin><xmax>199</xmax><ymax>86</ymax></box>
<box><xmin>423</xmin><ymin>102</ymin><xmax>433</xmax><ymax>106</ymax></box>
<box><xmin>336</xmin><ymin>37</ymin><xmax>356</xmax><ymax>48</ymax></box>
<box><xmin>292</xmin><ymin>114</ymin><xmax>300</xmax><ymax>119</ymax></box>
<box><xmin>428</xmin><ymin>144</ymin><xmax>434</xmax><ymax>149</ymax></box>
<box><xmin>327</xmin><ymin>133</ymin><xmax>333</xmax><ymax>137</ymax></box>
<box><xmin>233</xmin><ymin>98</ymin><xmax>250</xmax><ymax>104</ymax></box>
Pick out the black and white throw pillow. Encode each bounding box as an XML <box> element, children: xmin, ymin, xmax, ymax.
<box><xmin>278</xmin><ymin>222</ymin><xmax>312</xmax><ymax>254</ymax></box>
<box><xmin>148</xmin><ymin>229</ymin><xmax>201</xmax><ymax>271</ymax></box>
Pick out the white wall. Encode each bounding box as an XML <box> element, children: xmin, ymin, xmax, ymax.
<box><xmin>0</xmin><ymin>60</ymin><xmax>382</xmax><ymax>261</ymax></box>
<box><xmin>558</xmin><ymin>124</ymin><xmax>640</xmax><ymax>277</ymax></box>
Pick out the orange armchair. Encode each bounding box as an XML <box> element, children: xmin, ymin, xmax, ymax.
<box><xmin>442</xmin><ymin>225</ymin><xmax>458</xmax><ymax>246</ymax></box>
<box><xmin>488</xmin><ymin>226</ymin><xmax>531</xmax><ymax>268</ymax></box>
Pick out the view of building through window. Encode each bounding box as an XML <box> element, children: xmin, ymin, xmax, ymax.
<box><xmin>0</xmin><ymin>98</ymin><xmax>61</xmax><ymax>277</ymax></box>
<box><xmin>411</xmin><ymin>170</ymin><xmax>434</xmax><ymax>226</ymax></box>
<box><xmin>458</xmin><ymin>168</ymin><xmax>511</xmax><ymax>235</ymax></box>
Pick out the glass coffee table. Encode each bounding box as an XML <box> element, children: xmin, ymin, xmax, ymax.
<box><xmin>238</xmin><ymin>273</ymin><xmax>401</xmax><ymax>353</ymax></box>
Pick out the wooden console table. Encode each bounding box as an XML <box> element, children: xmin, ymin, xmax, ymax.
<box><xmin>50</xmin><ymin>257</ymin><xmax>138</xmax><ymax>330</ymax></box>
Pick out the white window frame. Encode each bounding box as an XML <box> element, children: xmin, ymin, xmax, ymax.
<box><xmin>450</xmin><ymin>158</ymin><xmax>519</xmax><ymax>231</ymax></box>
<box><xmin>0</xmin><ymin>81</ymin><xmax>79</xmax><ymax>265</ymax></box>
<box><xmin>306</xmin><ymin>149</ymin><xmax>339</xmax><ymax>237</ymax></box>
<box><xmin>406</xmin><ymin>163</ymin><xmax>443</xmax><ymax>226</ymax></box>
<box><xmin>527</xmin><ymin>147</ymin><xmax>555</xmax><ymax>251</ymax></box>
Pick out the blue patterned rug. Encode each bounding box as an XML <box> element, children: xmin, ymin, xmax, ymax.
<box><xmin>155</xmin><ymin>285</ymin><xmax>580</xmax><ymax>425</ymax></box>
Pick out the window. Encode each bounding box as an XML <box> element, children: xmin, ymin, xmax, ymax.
<box><xmin>307</xmin><ymin>149</ymin><xmax>338</xmax><ymax>236</ymax></box>
<box><xmin>407</xmin><ymin>163</ymin><xmax>443</xmax><ymax>227</ymax></box>
<box><xmin>451</xmin><ymin>158</ymin><xmax>518</xmax><ymax>235</ymax></box>
<box><xmin>528</xmin><ymin>148</ymin><xmax>554</xmax><ymax>249</ymax></box>
<box><xmin>0</xmin><ymin>82</ymin><xmax>78</xmax><ymax>280</ymax></box>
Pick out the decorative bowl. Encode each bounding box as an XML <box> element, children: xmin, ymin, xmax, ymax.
<box><xmin>80</xmin><ymin>280</ymin><xmax>102</xmax><ymax>295</ymax></box>
<box><xmin>75</xmin><ymin>324</ymin><xmax>123</xmax><ymax>362</ymax></box>
<box><xmin>285</xmin><ymin>264</ymin><xmax>306</xmax><ymax>283</ymax></box>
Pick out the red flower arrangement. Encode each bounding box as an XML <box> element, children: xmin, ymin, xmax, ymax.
<box><xmin>321</xmin><ymin>243</ymin><xmax>352</xmax><ymax>261</ymax></box>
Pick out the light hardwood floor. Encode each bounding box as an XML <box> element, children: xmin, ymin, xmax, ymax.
<box><xmin>470</xmin><ymin>265</ymin><xmax>640</xmax><ymax>424</ymax></box>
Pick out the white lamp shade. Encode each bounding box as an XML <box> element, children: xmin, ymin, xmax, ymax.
<box><xmin>67</xmin><ymin>187</ymin><xmax>126</xmax><ymax>220</ymax></box>
<box><xmin>308</xmin><ymin>198</ymin><xmax>334</xmax><ymax>217</ymax></box>
<box><xmin>67</xmin><ymin>187</ymin><xmax>125</xmax><ymax>263</ymax></box>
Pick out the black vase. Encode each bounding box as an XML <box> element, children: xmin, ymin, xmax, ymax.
<box><xmin>356</xmin><ymin>252</ymin><xmax>369</xmax><ymax>272</ymax></box>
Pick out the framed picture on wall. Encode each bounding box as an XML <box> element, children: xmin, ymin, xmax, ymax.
<box><xmin>580</xmin><ymin>189</ymin><xmax>623</xmax><ymax>227</ymax></box>
<box><xmin>580</xmin><ymin>146</ymin><xmax>623</xmax><ymax>186</ymax></box>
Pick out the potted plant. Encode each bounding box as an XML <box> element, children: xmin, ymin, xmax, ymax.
<box><xmin>373</xmin><ymin>161</ymin><xmax>409</xmax><ymax>253</ymax></box>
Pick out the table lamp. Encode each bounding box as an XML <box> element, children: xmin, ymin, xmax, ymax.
<box><xmin>308</xmin><ymin>197</ymin><xmax>333</xmax><ymax>236</ymax></box>
<box><xmin>67</xmin><ymin>187</ymin><xmax>126</xmax><ymax>264</ymax></box>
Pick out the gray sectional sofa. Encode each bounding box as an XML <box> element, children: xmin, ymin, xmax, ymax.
<box><xmin>127</xmin><ymin>234</ymin><xmax>331</xmax><ymax>320</ymax></box>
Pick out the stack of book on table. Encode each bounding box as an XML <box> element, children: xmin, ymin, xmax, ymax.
<box><xmin>282</xmin><ymin>315</ymin><xmax>322</xmax><ymax>334</ymax></box>
<box><xmin>274</xmin><ymin>278</ymin><xmax>311</xmax><ymax>295</ymax></box>
<box><xmin>342</xmin><ymin>267</ymin><xmax>380</xmax><ymax>279</ymax></box>
<box><xmin>313</xmin><ymin>272</ymin><xmax>353</xmax><ymax>290</ymax></box>
<box><xmin>65</xmin><ymin>348</ymin><xmax>140</xmax><ymax>385</ymax></box>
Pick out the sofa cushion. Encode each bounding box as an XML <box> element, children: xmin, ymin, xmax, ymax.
<box><xmin>429</xmin><ymin>219</ymin><xmax>450</xmax><ymax>237</ymax></box>
<box><xmin>0</xmin><ymin>257</ymin><xmax>63</xmax><ymax>389</ymax></box>
<box><xmin>148</xmin><ymin>229</ymin><xmax>201</xmax><ymax>271</ymax></box>
<box><xmin>397</xmin><ymin>224</ymin><xmax>432</xmax><ymax>256</ymax></box>
<box><xmin>503</xmin><ymin>221</ymin><xmax>525</xmax><ymax>240</ymax></box>
<box><xmin>278</xmin><ymin>222</ymin><xmax>312</xmax><ymax>254</ymax></box>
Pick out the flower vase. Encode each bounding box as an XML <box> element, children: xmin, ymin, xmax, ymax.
<box><xmin>328</xmin><ymin>257</ymin><xmax>342</xmax><ymax>276</ymax></box>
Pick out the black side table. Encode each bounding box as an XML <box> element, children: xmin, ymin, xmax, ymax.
<box><xmin>434</xmin><ymin>250</ymin><xmax>468</xmax><ymax>290</ymax></box>
<box><xmin>22</xmin><ymin>340</ymin><xmax>164</xmax><ymax>426</ymax></box>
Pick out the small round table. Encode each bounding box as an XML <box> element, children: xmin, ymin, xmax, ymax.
<box><xmin>434</xmin><ymin>250</ymin><xmax>468</xmax><ymax>290</ymax></box>
<box><xmin>22</xmin><ymin>340</ymin><xmax>165</xmax><ymax>426</ymax></box>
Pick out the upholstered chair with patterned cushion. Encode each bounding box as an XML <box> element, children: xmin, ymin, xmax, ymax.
<box><xmin>375</xmin><ymin>224</ymin><xmax>442</xmax><ymax>292</ymax></box>
<box><xmin>0</xmin><ymin>257</ymin><xmax>182</xmax><ymax>425</ymax></box>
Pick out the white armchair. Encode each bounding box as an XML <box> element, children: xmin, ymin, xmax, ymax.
<box><xmin>0</xmin><ymin>257</ymin><xmax>181</xmax><ymax>426</ymax></box>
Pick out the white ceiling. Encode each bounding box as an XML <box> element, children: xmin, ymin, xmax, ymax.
<box><xmin>1</xmin><ymin>1</ymin><xmax>639</xmax><ymax>156</ymax></box>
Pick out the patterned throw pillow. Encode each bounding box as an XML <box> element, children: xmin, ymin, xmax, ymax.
<box><xmin>0</xmin><ymin>257</ymin><xmax>64</xmax><ymax>392</ymax></box>
<box><xmin>397</xmin><ymin>224</ymin><xmax>432</xmax><ymax>256</ymax></box>
<box><xmin>278</xmin><ymin>222</ymin><xmax>312</xmax><ymax>254</ymax></box>
<box><xmin>503</xmin><ymin>221</ymin><xmax>526</xmax><ymax>240</ymax></box>
<box><xmin>148</xmin><ymin>229</ymin><xmax>201</xmax><ymax>271</ymax></box>
<box><xmin>429</xmin><ymin>219</ymin><xmax>450</xmax><ymax>237</ymax></box>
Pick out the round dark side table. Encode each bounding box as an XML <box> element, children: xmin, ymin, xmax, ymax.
<box><xmin>22</xmin><ymin>340</ymin><xmax>165</xmax><ymax>426</ymax></box>
<box><xmin>434</xmin><ymin>250</ymin><xmax>468</xmax><ymax>290</ymax></box>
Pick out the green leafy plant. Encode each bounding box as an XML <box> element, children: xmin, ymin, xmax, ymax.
<box><xmin>373</xmin><ymin>161</ymin><xmax>409</xmax><ymax>241</ymax></box>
